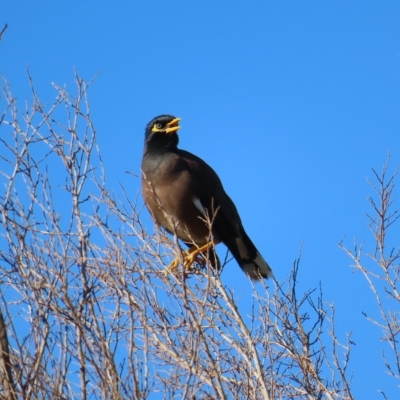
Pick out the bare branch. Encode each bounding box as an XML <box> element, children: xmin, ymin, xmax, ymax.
<box><xmin>0</xmin><ymin>24</ymin><xmax>7</xmax><ymax>41</ymax></box>
<box><xmin>341</xmin><ymin>155</ymin><xmax>400</xmax><ymax>389</ymax></box>
<box><xmin>0</xmin><ymin>72</ymin><xmax>355</xmax><ymax>399</ymax></box>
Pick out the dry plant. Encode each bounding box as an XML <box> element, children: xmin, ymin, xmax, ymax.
<box><xmin>340</xmin><ymin>158</ymin><xmax>400</xmax><ymax>397</ymax></box>
<box><xmin>0</xmin><ymin>73</ymin><xmax>354</xmax><ymax>399</ymax></box>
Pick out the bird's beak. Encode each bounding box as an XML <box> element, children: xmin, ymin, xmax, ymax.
<box><xmin>165</xmin><ymin>118</ymin><xmax>181</xmax><ymax>134</ymax></box>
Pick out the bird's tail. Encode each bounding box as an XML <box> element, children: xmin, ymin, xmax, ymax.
<box><xmin>240</xmin><ymin>250</ymin><xmax>273</xmax><ymax>280</ymax></box>
<box><xmin>229</xmin><ymin>230</ymin><xmax>273</xmax><ymax>281</ymax></box>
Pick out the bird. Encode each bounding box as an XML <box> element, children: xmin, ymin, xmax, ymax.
<box><xmin>141</xmin><ymin>115</ymin><xmax>273</xmax><ymax>280</ymax></box>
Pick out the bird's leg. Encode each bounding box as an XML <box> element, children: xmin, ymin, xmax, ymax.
<box><xmin>182</xmin><ymin>239</ymin><xmax>221</xmax><ymax>269</ymax></box>
<box><xmin>166</xmin><ymin>239</ymin><xmax>221</xmax><ymax>276</ymax></box>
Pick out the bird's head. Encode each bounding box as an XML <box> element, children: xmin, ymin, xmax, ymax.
<box><xmin>144</xmin><ymin>115</ymin><xmax>181</xmax><ymax>151</ymax></box>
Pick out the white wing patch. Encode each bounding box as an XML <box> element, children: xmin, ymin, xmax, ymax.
<box><xmin>192</xmin><ymin>197</ymin><xmax>206</xmax><ymax>216</ymax></box>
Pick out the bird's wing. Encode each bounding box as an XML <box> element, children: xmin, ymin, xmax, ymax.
<box><xmin>178</xmin><ymin>149</ymin><xmax>272</xmax><ymax>280</ymax></box>
<box><xmin>177</xmin><ymin>149</ymin><xmax>241</xmax><ymax>228</ymax></box>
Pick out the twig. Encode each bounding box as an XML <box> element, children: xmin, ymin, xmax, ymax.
<box><xmin>0</xmin><ymin>24</ymin><xmax>8</xmax><ymax>41</ymax></box>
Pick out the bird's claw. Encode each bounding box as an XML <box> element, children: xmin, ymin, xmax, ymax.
<box><xmin>165</xmin><ymin>249</ymin><xmax>206</xmax><ymax>277</ymax></box>
<box><xmin>165</xmin><ymin>258</ymin><xmax>180</xmax><ymax>277</ymax></box>
<box><xmin>183</xmin><ymin>252</ymin><xmax>206</xmax><ymax>269</ymax></box>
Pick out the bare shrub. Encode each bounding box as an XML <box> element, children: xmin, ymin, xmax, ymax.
<box><xmin>0</xmin><ymin>73</ymin><xmax>354</xmax><ymax>399</ymax></box>
<box><xmin>340</xmin><ymin>158</ymin><xmax>400</xmax><ymax>396</ymax></box>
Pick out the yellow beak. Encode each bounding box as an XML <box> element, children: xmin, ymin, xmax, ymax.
<box><xmin>165</xmin><ymin>118</ymin><xmax>181</xmax><ymax>134</ymax></box>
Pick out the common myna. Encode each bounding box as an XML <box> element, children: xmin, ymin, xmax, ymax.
<box><xmin>141</xmin><ymin>115</ymin><xmax>272</xmax><ymax>280</ymax></box>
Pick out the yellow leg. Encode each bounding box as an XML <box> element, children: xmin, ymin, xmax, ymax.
<box><xmin>166</xmin><ymin>239</ymin><xmax>221</xmax><ymax>276</ymax></box>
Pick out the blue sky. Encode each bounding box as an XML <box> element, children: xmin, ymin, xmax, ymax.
<box><xmin>2</xmin><ymin>1</ymin><xmax>400</xmax><ymax>397</ymax></box>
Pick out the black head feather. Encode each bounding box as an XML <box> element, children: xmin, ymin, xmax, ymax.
<box><xmin>144</xmin><ymin>114</ymin><xmax>180</xmax><ymax>152</ymax></box>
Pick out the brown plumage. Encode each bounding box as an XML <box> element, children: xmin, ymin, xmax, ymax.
<box><xmin>141</xmin><ymin>115</ymin><xmax>273</xmax><ymax>280</ymax></box>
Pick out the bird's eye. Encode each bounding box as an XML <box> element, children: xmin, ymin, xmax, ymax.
<box><xmin>155</xmin><ymin>123</ymin><xmax>163</xmax><ymax>129</ymax></box>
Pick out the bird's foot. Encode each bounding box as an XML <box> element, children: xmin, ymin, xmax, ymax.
<box><xmin>165</xmin><ymin>249</ymin><xmax>206</xmax><ymax>277</ymax></box>
<box><xmin>183</xmin><ymin>251</ymin><xmax>206</xmax><ymax>270</ymax></box>
<box><xmin>165</xmin><ymin>257</ymin><xmax>181</xmax><ymax>277</ymax></box>
<box><xmin>165</xmin><ymin>240</ymin><xmax>221</xmax><ymax>278</ymax></box>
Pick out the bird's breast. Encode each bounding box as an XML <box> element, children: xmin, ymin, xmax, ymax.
<box><xmin>142</xmin><ymin>156</ymin><xmax>211</xmax><ymax>243</ymax></box>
